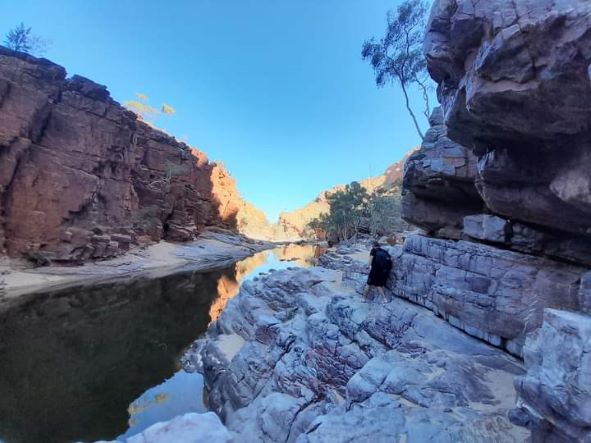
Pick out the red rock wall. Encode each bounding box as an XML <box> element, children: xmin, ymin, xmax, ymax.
<box><xmin>0</xmin><ymin>47</ymin><xmax>241</xmax><ymax>262</ymax></box>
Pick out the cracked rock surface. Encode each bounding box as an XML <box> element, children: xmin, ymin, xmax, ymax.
<box><xmin>422</xmin><ymin>2</ymin><xmax>591</xmax><ymax>438</ymax></box>
<box><xmin>182</xmin><ymin>254</ymin><xmax>529</xmax><ymax>442</ymax></box>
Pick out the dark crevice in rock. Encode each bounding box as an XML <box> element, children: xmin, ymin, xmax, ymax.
<box><xmin>0</xmin><ymin>80</ymin><xmax>11</xmax><ymax>110</ymax></box>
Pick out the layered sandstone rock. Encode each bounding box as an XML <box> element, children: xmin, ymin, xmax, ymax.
<box><xmin>422</xmin><ymin>0</ymin><xmax>591</xmax><ymax>241</ymax></box>
<box><xmin>397</xmin><ymin>0</ymin><xmax>591</xmax><ymax>439</ymax></box>
<box><xmin>0</xmin><ymin>47</ymin><xmax>246</xmax><ymax>262</ymax></box>
<box><xmin>389</xmin><ymin>235</ymin><xmax>586</xmax><ymax>356</ymax></box>
<box><xmin>402</xmin><ymin>107</ymin><xmax>482</xmax><ymax>238</ymax></box>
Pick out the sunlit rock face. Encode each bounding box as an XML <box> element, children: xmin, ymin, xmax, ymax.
<box><xmin>275</xmin><ymin>158</ymin><xmax>408</xmax><ymax>241</ymax></box>
<box><xmin>232</xmin><ymin>158</ymin><xmax>410</xmax><ymax>242</ymax></box>
<box><xmin>0</xmin><ymin>47</ymin><xmax>246</xmax><ymax>262</ymax></box>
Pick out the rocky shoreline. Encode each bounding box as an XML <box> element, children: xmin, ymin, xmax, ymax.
<box><xmin>178</xmin><ymin>242</ymin><xmax>529</xmax><ymax>442</ymax></box>
<box><xmin>110</xmin><ymin>236</ymin><xmax>589</xmax><ymax>443</ymax></box>
<box><xmin>0</xmin><ymin>229</ymin><xmax>274</xmax><ymax>309</ymax></box>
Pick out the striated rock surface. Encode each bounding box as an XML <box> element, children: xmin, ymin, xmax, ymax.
<box><xmin>402</xmin><ymin>107</ymin><xmax>482</xmax><ymax>238</ymax></box>
<box><xmin>183</xmin><ymin>253</ymin><xmax>529</xmax><ymax>442</ymax></box>
<box><xmin>0</xmin><ymin>47</ymin><xmax>249</xmax><ymax>262</ymax></box>
<box><xmin>403</xmin><ymin>0</ymin><xmax>591</xmax><ymax>439</ymax></box>
<box><xmin>510</xmin><ymin>309</ymin><xmax>591</xmax><ymax>442</ymax></box>
<box><xmin>423</xmin><ymin>0</ymin><xmax>591</xmax><ymax>241</ymax></box>
<box><xmin>389</xmin><ymin>234</ymin><xmax>586</xmax><ymax>357</ymax></box>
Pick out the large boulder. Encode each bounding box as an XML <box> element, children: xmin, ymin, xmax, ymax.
<box><xmin>402</xmin><ymin>107</ymin><xmax>482</xmax><ymax>238</ymax></box>
<box><xmin>423</xmin><ymin>0</ymin><xmax>591</xmax><ymax>238</ymax></box>
<box><xmin>510</xmin><ymin>309</ymin><xmax>591</xmax><ymax>442</ymax></box>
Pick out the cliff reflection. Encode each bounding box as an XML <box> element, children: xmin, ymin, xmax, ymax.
<box><xmin>0</xmin><ymin>244</ymin><xmax>325</xmax><ymax>443</ymax></box>
<box><xmin>273</xmin><ymin>243</ymin><xmax>326</xmax><ymax>267</ymax></box>
<box><xmin>0</xmin><ymin>269</ymin><xmax>224</xmax><ymax>443</ymax></box>
<box><xmin>209</xmin><ymin>245</ymin><xmax>324</xmax><ymax>323</ymax></box>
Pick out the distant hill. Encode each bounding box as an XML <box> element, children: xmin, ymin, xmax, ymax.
<box><xmin>263</xmin><ymin>153</ymin><xmax>412</xmax><ymax>241</ymax></box>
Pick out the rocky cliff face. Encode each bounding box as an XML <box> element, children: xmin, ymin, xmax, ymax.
<box><xmin>396</xmin><ymin>0</ymin><xmax>591</xmax><ymax>440</ymax></box>
<box><xmin>0</xmin><ymin>47</ymin><xmax>248</xmax><ymax>262</ymax></box>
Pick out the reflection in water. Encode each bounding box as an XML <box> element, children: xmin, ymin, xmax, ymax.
<box><xmin>208</xmin><ymin>244</ymin><xmax>324</xmax><ymax>323</ymax></box>
<box><xmin>121</xmin><ymin>370</ymin><xmax>204</xmax><ymax>441</ymax></box>
<box><xmin>0</xmin><ymin>245</ymin><xmax>323</xmax><ymax>443</ymax></box>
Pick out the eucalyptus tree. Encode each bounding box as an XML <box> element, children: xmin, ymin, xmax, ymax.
<box><xmin>362</xmin><ymin>0</ymin><xmax>431</xmax><ymax>139</ymax></box>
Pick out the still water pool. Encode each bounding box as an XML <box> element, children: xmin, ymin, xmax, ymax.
<box><xmin>0</xmin><ymin>244</ymin><xmax>324</xmax><ymax>443</ymax></box>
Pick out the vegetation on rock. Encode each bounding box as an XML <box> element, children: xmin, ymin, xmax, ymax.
<box><xmin>3</xmin><ymin>22</ymin><xmax>50</xmax><ymax>56</ymax></box>
<box><xmin>124</xmin><ymin>93</ymin><xmax>177</xmax><ymax>128</ymax></box>
<box><xmin>309</xmin><ymin>177</ymin><xmax>407</xmax><ymax>243</ymax></box>
<box><xmin>362</xmin><ymin>0</ymin><xmax>431</xmax><ymax>139</ymax></box>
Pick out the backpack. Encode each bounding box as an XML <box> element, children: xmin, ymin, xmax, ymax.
<box><xmin>373</xmin><ymin>248</ymin><xmax>393</xmax><ymax>273</ymax></box>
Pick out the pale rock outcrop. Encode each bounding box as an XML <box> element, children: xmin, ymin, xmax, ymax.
<box><xmin>402</xmin><ymin>107</ymin><xmax>482</xmax><ymax>237</ymax></box>
<box><xmin>462</xmin><ymin>214</ymin><xmax>591</xmax><ymax>266</ymax></box>
<box><xmin>510</xmin><ymin>309</ymin><xmax>591</xmax><ymax>442</ymax></box>
<box><xmin>99</xmin><ymin>412</ymin><xmax>235</xmax><ymax>443</ymax></box>
<box><xmin>463</xmin><ymin>214</ymin><xmax>509</xmax><ymax>243</ymax></box>
<box><xmin>388</xmin><ymin>235</ymin><xmax>586</xmax><ymax>357</ymax></box>
<box><xmin>183</xmin><ymin>263</ymin><xmax>529</xmax><ymax>442</ymax></box>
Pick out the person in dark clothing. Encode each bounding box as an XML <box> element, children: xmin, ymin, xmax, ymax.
<box><xmin>363</xmin><ymin>241</ymin><xmax>393</xmax><ymax>300</ymax></box>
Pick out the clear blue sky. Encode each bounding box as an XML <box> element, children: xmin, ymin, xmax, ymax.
<box><xmin>1</xmin><ymin>0</ymin><xmax>434</xmax><ymax>221</ymax></box>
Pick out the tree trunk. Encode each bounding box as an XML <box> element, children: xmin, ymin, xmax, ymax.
<box><xmin>400</xmin><ymin>80</ymin><xmax>424</xmax><ymax>140</ymax></box>
<box><xmin>415</xmin><ymin>77</ymin><xmax>432</xmax><ymax>121</ymax></box>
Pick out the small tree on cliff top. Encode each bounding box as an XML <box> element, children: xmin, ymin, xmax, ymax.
<box><xmin>4</xmin><ymin>23</ymin><xmax>50</xmax><ymax>56</ymax></box>
<box><xmin>124</xmin><ymin>93</ymin><xmax>177</xmax><ymax>129</ymax></box>
<box><xmin>362</xmin><ymin>0</ymin><xmax>431</xmax><ymax>139</ymax></box>
<box><xmin>124</xmin><ymin>93</ymin><xmax>160</xmax><ymax>122</ymax></box>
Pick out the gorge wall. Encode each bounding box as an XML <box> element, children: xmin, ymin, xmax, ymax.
<box><xmin>0</xmin><ymin>47</ymin><xmax>250</xmax><ymax>263</ymax></box>
<box><xmin>232</xmin><ymin>157</ymin><xmax>409</xmax><ymax>242</ymax></box>
<box><xmin>0</xmin><ymin>45</ymin><xmax>410</xmax><ymax>259</ymax></box>
<box><xmin>395</xmin><ymin>0</ymin><xmax>591</xmax><ymax>440</ymax></box>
